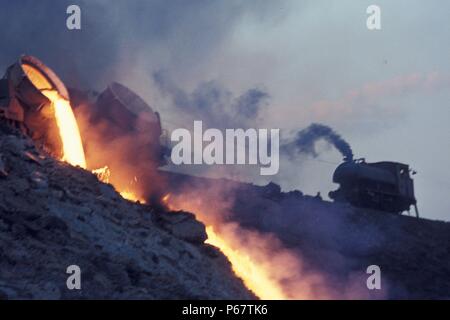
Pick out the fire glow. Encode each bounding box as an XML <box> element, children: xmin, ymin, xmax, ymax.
<box><xmin>52</xmin><ymin>104</ymin><xmax>308</xmax><ymax>298</ymax></box>
<box><xmin>205</xmin><ymin>225</ymin><xmax>288</xmax><ymax>299</ymax></box>
<box><xmin>40</xmin><ymin>86</ymin><xmax>312</xmax><ymax>299</ymax></box>
<box><xmin>163</xmin><ymin>195</ymin><xmax>323</xmax><ymax>300</ymax></box>
<box><xmin>22</xmin><ymin>61</ymin><xmax>317</xmax><ymax>299</ymax></box>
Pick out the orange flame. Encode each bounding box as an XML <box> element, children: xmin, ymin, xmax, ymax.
<box><xmin>162</xmin><ymin>193</ymin><xmax>171</xmax><ymax>203</ymax></box>
<box><xmin>92</xmin><ymin>165</ymin><xmax>111</xmax><ymax>183</ymax></box>
<box><xmin>118</xmin><ymin>176</ymin><xmax>145</xmax><ymax>203</ymax></box>
<box><xmin>120</xmin><ymin>190</ymin><xmax>145</xmax><ymax>203</ymax></box>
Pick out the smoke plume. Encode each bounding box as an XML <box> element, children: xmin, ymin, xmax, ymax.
<box><xmin>153</xmin><ymin>70</ymin><xmax>269</xmax><ymax>130</ymax></box>
<box><xmin>282</xmin><ymin>123</ymin><xmax>353</xmax><ymax>161</ymax></box>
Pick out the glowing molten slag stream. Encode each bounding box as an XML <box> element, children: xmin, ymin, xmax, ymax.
<box><xmin>43</xmin><ymin>90</ymin><xmax>87</xmax><ymax>168</ymax></box>
<box><xmin>166</xmin><ymin>196</ymin><xmax>289</xmax><ymax>299</ymax></box>
<box><xmin>21</xmin><ymin>64</ymin><xmax>86</xmax><ymax>168</ymax></box>
<box><xmin>205</xmin><ymin>226</ymin><xmax>287</xmax><ymax>300</ymax></box>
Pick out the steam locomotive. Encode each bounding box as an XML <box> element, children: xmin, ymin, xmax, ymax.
<box><xmin>329</xmin><ymin>159</ymin><xmax>419</xmax><ymax>217</ymax></box>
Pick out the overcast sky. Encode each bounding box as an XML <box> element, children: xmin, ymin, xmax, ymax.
<box><xmin>1</xmin><ymin>0</ymin><xmax>449</xmax><ymax>220</ymax></box>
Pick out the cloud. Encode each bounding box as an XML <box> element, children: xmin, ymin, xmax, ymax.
<box><xmin>306</xmin><ymin>72</ymin><xmax>450</xmax><ymax>129</ymax></box>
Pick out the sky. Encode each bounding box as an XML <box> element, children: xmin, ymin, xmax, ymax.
<box><xmin>0</xmin><ymin>0</ymin><xmax>449</xmax><ymax>220</ymax></box>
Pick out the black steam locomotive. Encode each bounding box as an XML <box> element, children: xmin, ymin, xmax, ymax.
<box><xmin>329</xmin><ymin>159</ymin><xmax>419</xmax><ymax>217</ymax></box>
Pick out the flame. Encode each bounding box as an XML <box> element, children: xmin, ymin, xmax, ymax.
<box><xmin>120</xmin><ymin>190</ymin><xmax>144</xmax><ymax>202</ymax></box>
<box><xmin>92</xmin><ymin>165</ymin><xmax>111</xmax><ymax>183</ymax></box>
<box><xmin>117</xmin><ymin>175</ymin><xmax>145</xmax><ymax>203</ymax></box>
<box><xmin>93</xmin><ymin>166</ymin><xmax>143</xmax><ymax>202</ymax></box>
<box><xmin>205</xmin><ymin>225</ymin><xmax>288</xmax><ymax>299</ymax></box>
<box><xmin>162</xmin><ymin>193</ymin><xmax>171</xmax><ymax>203</ymax></box>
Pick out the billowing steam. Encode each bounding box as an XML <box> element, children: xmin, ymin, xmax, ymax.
<box><xmin>282</xmin><ymin>123</ymin><xmax>353</xmax><ymax>161</ymax></box>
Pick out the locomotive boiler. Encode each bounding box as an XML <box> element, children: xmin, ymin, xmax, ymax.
<box><xmin>329</xmin><ymin>159</ymin><xmax>419</xmax><ymax>217</ymax></box>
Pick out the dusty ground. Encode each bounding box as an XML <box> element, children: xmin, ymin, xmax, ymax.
<box><xmin>0</xmin><ymin>124</ymin><xmax>253</xmax><ymax>299</ymax></box>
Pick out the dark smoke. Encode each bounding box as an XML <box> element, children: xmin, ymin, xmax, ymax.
<box><xmin>282</xmin><ymin>123</ymin><xmax>353</xmax><ymax>161</ymax></box>
<box><xmin>153</xmin><ymin>70</ymin><xmax>269</xmax><ymax>129</ymax></box>
<box><xmin>235</xmin><ymin>89</ymin><xmax>269</xmax><ymax>119</ymax></box>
